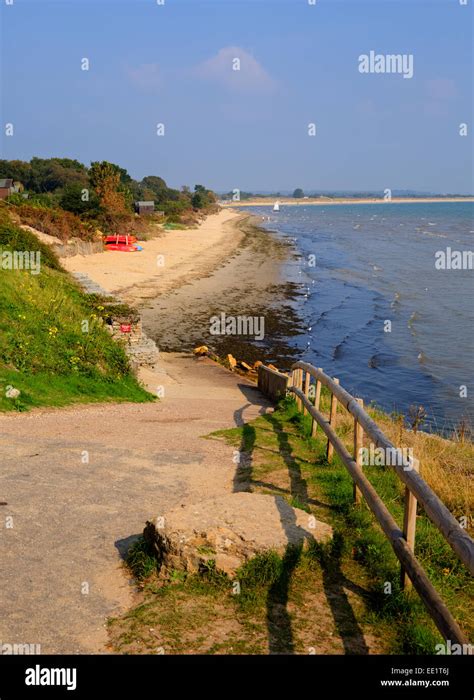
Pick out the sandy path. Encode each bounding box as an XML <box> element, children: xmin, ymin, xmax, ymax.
<box><xmin>0</xmin><ymin>353</ymin><xmax>272</xmax><ymax>653</ymax></box>
<box><xmin>63</xmin><ymin>209</ymin><xmax>244</xmax><ymax>305</ymax></box>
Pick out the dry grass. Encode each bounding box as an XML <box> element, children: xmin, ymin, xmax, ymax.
<box><xmin>313</xmin><ymin>389</ymin><xmax>473</xmax><ymax>523</ymax></box>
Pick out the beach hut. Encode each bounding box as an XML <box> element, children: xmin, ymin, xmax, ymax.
<box><xmin>0</xmin><ymin>178</ymin><xmax>14</xmax><ymax>200</ymax></box>
<box><xmin>135</xmin><ymin>201</ymin><xmax>155</xmax><ymax>215</ymax></box>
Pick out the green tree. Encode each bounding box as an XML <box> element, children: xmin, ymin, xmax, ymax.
<box><xmin>60</xmin><ymin>183</ymin><xmax>101</xmax><ymax>216</ymax></box>
<box><xmin>28</xmin><ymin>157</ymin><xmax>88</xmax><ymax>192</ymax></box>
<box><xmin>293</xmin><ymin>188</ymin><xmax>304</xmax><ymax>199</ymax></box>
<box><xmin>0</xmin><ymin>159</ymin><xmax>32</xmax><ymax>186</ymax></box>
<box><xmin>192</xmin><ymin>192</ymin><xmax>205</xmax><ymax>209</ymax></box>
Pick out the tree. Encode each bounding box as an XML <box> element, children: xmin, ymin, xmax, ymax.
<box><xmin>192</xmin><ymin>192</ymin><xmax>205</xmax><ymax>209</ymax></box>
<box><xmin>89</xmin><ymin>161</ymin><xmax>131</xmax><ymax>229</ymax></box>
<box><xmin>28</xmin><ymin>157</ymin><xmax>88</xmax><ymax>192</ymax></box>
<box><xmin>191</xmin><ymin>184</ymin><xmax>216</xmax><ymax>209</ymax></box>
<box><xmin>60</xmin><ymin>183</ymin><xmax>101</xmax><ymax>216</ymax></box>
<box><xmin>0</xmin><ymin>159</ymin><xmax>32</xmax><ymax>186</ymax></box>
<box><xmin>141</xmin><ymin>175</ymin><xmax>167</xmax><ymax>193</ymax></box>
<box><xmin>293</xmin><ymin>188</ymin><xmax>304</xmax><ymax>199</ymax></box>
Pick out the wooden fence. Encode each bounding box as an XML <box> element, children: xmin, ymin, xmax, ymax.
<box><xmin>257</xmin><ymin>364</ymin><xmax>289</xmax><ymax>402</ymax></box>
<box><xmin>258</xmin><ymin>362</ymin><xmax>474</xmax><ymax>647</ymax></box>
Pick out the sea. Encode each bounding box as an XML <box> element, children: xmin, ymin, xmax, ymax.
<box><xmin>244</xmin><ymin>201</ymin><xmax>474</xmax><ymax>435</ymax></box>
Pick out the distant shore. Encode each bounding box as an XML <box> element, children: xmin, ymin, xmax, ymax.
<box><xmin>222</xmin><ymin>196</ymin><xmax>474</xmax><ymax>207</ymax></box>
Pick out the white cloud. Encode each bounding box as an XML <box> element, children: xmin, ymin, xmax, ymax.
<box><xmin>126</xmin><ymin>63</ymin><xmax>161</xmax><ymax>90</ymax></box>
<box><xmin>193</xmin><ymin>46</ymin><xmax>277</xmax><ymax>94</ymax></box>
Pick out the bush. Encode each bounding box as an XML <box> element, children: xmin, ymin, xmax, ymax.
<box><xmin>8</xmin><ymin>203</ymin><xmax>93</xmax><ymax>242</ymax></box>
<box><xmin>0</xmin><ymin>220</ymin><xmax>63</xmax><ymax>271</ymax></box>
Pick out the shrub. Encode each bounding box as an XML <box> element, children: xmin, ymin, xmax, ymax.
<box><xmin>8</xmin><ymin>203</ymin><xmax>93</xmax><ymax>242</ymax></box>
<box><xmin>0</xmin><ymin>220</ymin><xmax>63</xmax><ymax>270</ymax></box>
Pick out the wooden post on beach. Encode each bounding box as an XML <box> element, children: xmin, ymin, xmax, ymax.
<box><xmin>353</xmin><ymin>398</ymin><xmax>364</xmax><ymax>504</ymax></box>
<box><xmin>326</xmin><ymin>378</ymin><xmax>339</xmax><ymax>462</ymax></box>
<box><xmin>401</xmin><ymin>459</ymin><xmax>420</xmax><ymax>591</ymax></box>
<box><xmin>311</xmin><ymin>369</ymin><xmax>323</xmax><ymax>437</ymax></box>
<box><xmin>303</xmin><ymin>371</ymin><xmax>310</xmax><ymax>416</ymax></box>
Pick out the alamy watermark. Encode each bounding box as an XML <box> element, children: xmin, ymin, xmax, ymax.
<box><xmin>435</xmin><ymin>247</ymin><xmax>473</xmax><ymax>270</ymax></box>
<box><xmin>0</xmin><ymin>250</ymin><xmax>41</xmax><ymax>275</ymax></box>
<box><xmin>25</xmin><ymin>665</ymin><xmax>77</xmax><ymax>691</ymax></box>
<box><xmin>358</xmin><ymin>51</ymin><xmax>414</xmax><ymax>79</ymax></box>
<box><xmin>209</xmin><ymin>312</ymin><xmax>265</xmax><ymax>341</ymax></box>
<box><xmin>435</xmin><ymin>640</ymin><xmax>474</xmax><ymax>655</ymax></box>
<box><xmin>359</xmin><ymin>445</ymin><xmax>417</xmax><ymax>471</ymax></box>
<box><xmin>0</xmin><ymin>641</ymin><xmax>41</xmax><ymax>654</ymax></box>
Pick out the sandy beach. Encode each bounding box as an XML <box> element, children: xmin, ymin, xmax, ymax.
<box><xmin>63</xmin><ymin>208</ymin><xmax>303</xmax><ymax>365</ymax></box>
<box><xmin>63</xmin><ymin>209</ymin><xmax>246</xmax><ymax>306</ymax></box>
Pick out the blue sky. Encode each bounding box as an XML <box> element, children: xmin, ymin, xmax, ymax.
<box><xmin>1</xmin><ymin>0</ymin><xmax>472</xmax><ymax>193</ymax></box>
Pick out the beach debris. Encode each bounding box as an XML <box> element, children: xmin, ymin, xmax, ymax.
<box><xmin>144</xmin><ymin>493</ymin><xmax>332</xmax><ymax>578</ymax></box>
<box><xmin>193</xmin><ymin>345</ymin><xmax>209</xmax><ymax>356</ymax></box>
<box><xmin>226</xmin><ymin>353</ymin><xmax>237</xmax><ymax>369</ymax></box>
<box><xmin>237</xmin><ymin>361</ymin><xmax>253</xmax><ymax>372</ymax></box>
<box><xmin>5</xmin><ymin>386</ymin><xmax>21</xmax><ymax>399</ymax></box>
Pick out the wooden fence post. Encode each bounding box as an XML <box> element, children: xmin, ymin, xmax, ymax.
<box><xmin>303</xmin><ymin>370</ymin><xmax>310</xmax><ymax>416</ymax></box>
<box><xmin>311</xmin><ymin>368</ymin><xmax>323</xmax><ymax>437</ymax></box>
<box><xmin>401</xmin><ymin>458</ymin><xmax>420</xmax><ymax>590</ymax></box>
<box><xmin>326</xmin><ymin>378</ymin><xmax>339</xmax><ymax>462</ymax></box>
<box><xmin>353</xmin><ymin>398</ymin><xmax>364</xmax><ymax>504</ymax></box>
<box><xmin>297</xmin><ymin>369</ymin><xmax>303</xmax><ymax>411</ymax></box>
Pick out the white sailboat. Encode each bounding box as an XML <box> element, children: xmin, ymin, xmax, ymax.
<box><xmin>273</xmin><ymin>201</ymin><xmax>280</xmax><ymax>212</ymax></box>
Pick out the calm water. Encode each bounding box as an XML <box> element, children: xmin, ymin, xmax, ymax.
<box><xmin>245</xmin><ymin>202</ymin><xmax>474</xmax><ymax>434</ymax></box>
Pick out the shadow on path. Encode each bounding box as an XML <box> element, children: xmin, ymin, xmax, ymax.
<box><xmin>232</xmin><ymin>388</ymin><xmax>370</xmax><ymax>654</ymax></box>
<box><xmin>314</xmin><ymin>537</ymin><xmax>370</xmax><ymax>655</ymax></box>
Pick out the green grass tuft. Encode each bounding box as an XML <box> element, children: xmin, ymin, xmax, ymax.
<box><xmin>126</xmin><ymin>537</ymin><xmax>158</xmax><ymax>581</ymax></box>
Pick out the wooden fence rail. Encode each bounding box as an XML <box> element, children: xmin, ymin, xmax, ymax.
<box><xmin>257</xmin><ymin>362</ymin><xmax>474</xmax><ymax>647</ymax></box>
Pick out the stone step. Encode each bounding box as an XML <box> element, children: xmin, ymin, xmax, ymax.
<box><xmin>144</xmin><ymin>492</ymin><xmax>333</xmax><ymax>577</ymax></box>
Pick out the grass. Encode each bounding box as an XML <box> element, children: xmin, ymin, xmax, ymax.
<box><xmin>108</xmin><ymin>395</ymin><xmax>472</xmax><ymax>655</ymax></box>
<box><xmin>0</xmin><ymin>213</ymin><xmax>154</xmax><ymax>411</ymax></box>
<box><xmin>214</xmin><ymin>395</ymin><xmax>473</xmax><ymax>652</ymax></box>
<box><xmin>351</xmin><ymin>402</ymin><xmax>474</xmax><ymax>519</ymax></box>
<box><xmin>126</xmin><ymin>537</ymin><xmax>159</xmax><ymax>581</ymax></box>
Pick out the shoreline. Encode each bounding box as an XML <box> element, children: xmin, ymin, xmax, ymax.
<box><xmin>63</xmin><ymin>208</ymin><xmax>305</xmax><ymax>365</ymax></box>
<box><xmin>140</xmin><ymin>214</ymin><xmax>305</xmax><ymax>366</ymax></box>
<box><xmin>222</xmin><ymin>197</ymin><xmax>474</xmax><ymax>207</ymax></box>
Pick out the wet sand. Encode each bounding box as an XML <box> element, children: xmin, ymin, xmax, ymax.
<box><xmin>64</xmin><ymin>207</ymin><xmax>305</xmax><ymax>367</ymax></box>
<box><xmin>140</xmin><ymin>216</ymin><xmax>304</xmax><ymax>367</ymax></box>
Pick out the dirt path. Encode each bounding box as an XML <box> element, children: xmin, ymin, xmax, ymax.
<box><xmin>0</xmin><ymin>353</ymin><xmax>271</xmax><ymax>653</ymax></box>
